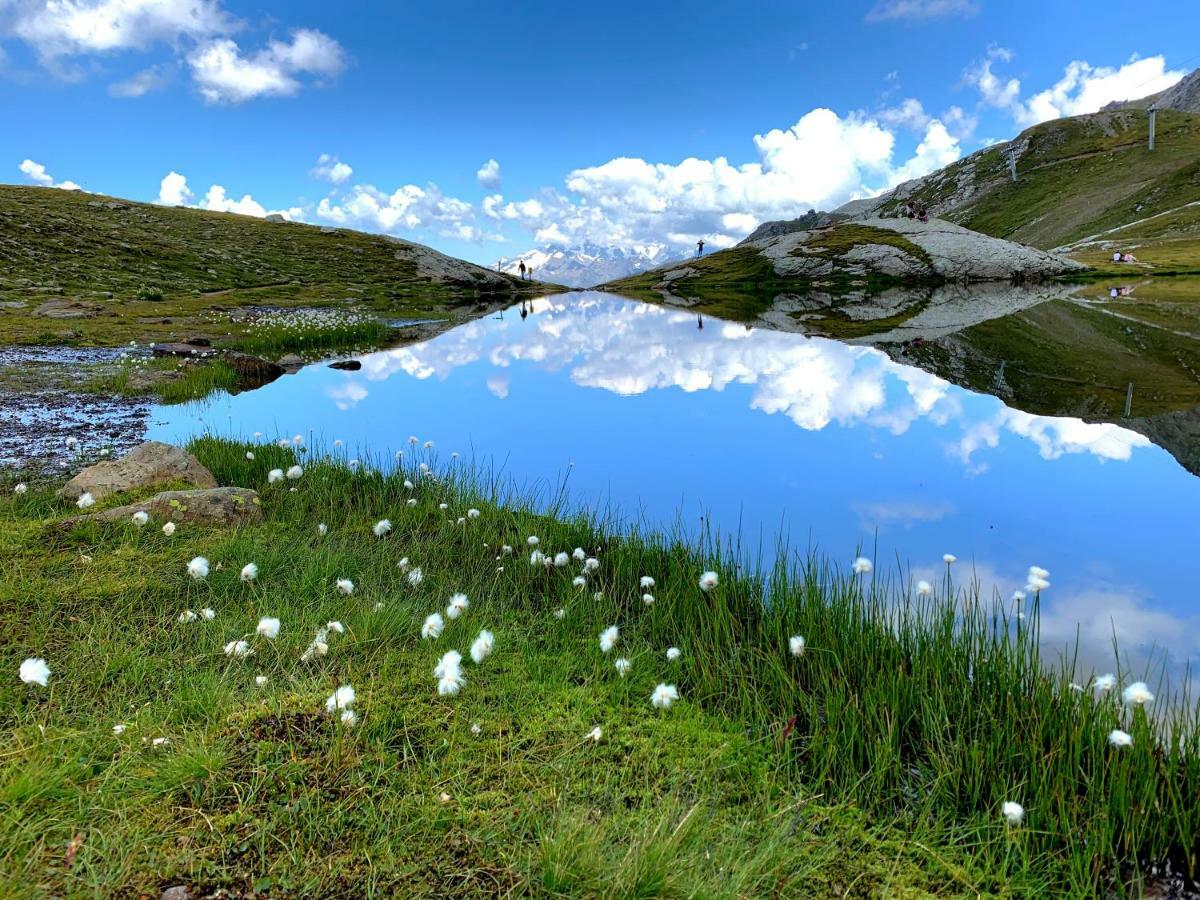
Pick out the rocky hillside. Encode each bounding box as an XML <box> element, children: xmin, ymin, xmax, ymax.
<box><xmin>603</xmin><ymin>218</ymin><xmax>1082</xmax><ymax>325</ymax></box>
<box><xmin>1103</xmin><ymin>67</ymin><xmax>1200</xmax><ymax>115</ymax></box>
<box><xmin>832</xmin><ymin>107</ymin><xmax>1200</xmax><ymax>255</ymax></box>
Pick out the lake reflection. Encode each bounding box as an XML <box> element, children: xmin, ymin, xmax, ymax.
<box><xmin>149</xmin><ymin>292</ymin><xmax>1200</xmax><ymax>677</ymax></box>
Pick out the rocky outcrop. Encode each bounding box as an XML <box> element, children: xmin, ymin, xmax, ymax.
<box><xmin>57</xmin><ymin>441</ymin><xmax>217</xmax><ymax>502</ymax></box>
<box><xmin>64</xmin><ymin>486</ymin><xmax>261</xmax><ymax>528</ymax></box>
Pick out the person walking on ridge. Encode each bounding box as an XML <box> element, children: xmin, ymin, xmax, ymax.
<box><xmin>696</xmin><ymin>239</ymin><xmax>705</xmax><ymax>258</ymax></box>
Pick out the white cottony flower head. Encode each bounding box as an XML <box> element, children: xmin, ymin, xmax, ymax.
<box><xmin>553</xmin><ymin>552</ymin><xmax>569</xmax><ymax>568</ymax></box>
<box><xmin>336</xmin><ymin>578</ymin><xmax>354</xmax><ymax>595</ymax></box>
<box><xmin>789</xmin><ymin>635</ymin><xmax>806</xmax><ymax>657</ymax></box>
<box><xmin>456</xmin><ymin>517</ymin><xmax>465</xmax><ymax>525</ymax></box>
<box><xmin>501</xmin><ymin>545</ymin><xmax>513</xmax><ymax>555</ymax></box>
<box><xmin>325</xmin><ymin>684</ymin><xmax>356</xmax><ymax>712</ymax></box>
<box><xmin>318</xmin><ymin>523</ymin><xmax>328</xmax><ymax>536</ymax></box>
<box><xmin>943</xmin><ymin>554</ymin><xmax>957</xmax><ymax>565</ymax></box>
<box><xmin>572</xmin><ymin>547</ymin><xmax>585</xmax><ymax>561</ymax></box>
<box><xmin>1026</xmin><ymin>574</ymin><xmax>1051</xmax><ymax>593</ymax></box>
<box><xmin>587</xmin><ymin>726</ymin><xmax>602</xmax><ymax>742</ymax></box>
<box><xmin>1012</xmin><ymin>590</ymin><xmax>1026</xmax><ymax>603</ymax></box>
<box><xmin>408</xmin><ymin>435</ymin><xmax>418</xmax><ymax>445</ymax></box>
<box><xmin>599</xmin><ymin>625</ymin><xmax>618</xmax><ymax>653</ymax></box>
<box><xmin>916</xmin><ymin>580</ymin><xmax>932</xmax><ymax>596</ymax></box>
<box><xmin>407</xmin><ymin>567</ymin><xmax>424</xmax><ymax>587</ymax></box>
<box><xmin>614</xmin><ymin>658</ymin><xmax>631</xmax><ymax>678</ymax></box>
<box><xmin>292</xmin><ymin>435</ymin><xmax>304</xmax><ymax>446</ymax></box>
<box><xmin>651</xmin><ymin>683</ymin><xmax>679</xmax><ymax>709</ymax></box>
<box><xmin>224</xmin><ymin>640</ymin><xmax>253</xmax><ymax>659</ymax></box>
<box><xmin>1108</xmin><ymin>729</ymin><xmax>1133</xmax><ymax>748</ymax></box>
<box><xmin>162</xmin><ymin>522</ymin><xmax>176</xmax><ymax>536</ymax></box>
<box><xmin>422</xmin><ymin>612</ymin><xmax>445</xmax><ymax>640</ymax></box>
<box><xmin>527</xmin><ymin>535</ymin><xmax>540</xmax><ymax>547</ymax></box>
<box><xmin>438</xmin><ymin>502</ymin><xmax>449</xmax><ymax>510</ymax></box>
<box><xmin>397</xmin><ymin>557</ymin><xmax>410</xmax><ymax>572</ymax></box>
<box><xmin>1001</xmin><ymin>801</ymin><xmax>1024</xmax><ymax>825</ymax></box>
<box><xmin>1093</xmin><ymin>673</ymin><xmax>1117</xmax><ymax>692</ymax></box>
<box><xmin>529</xmin><ymin>550</ymin><xmax>545</xmax><ymax>566</ymax></box>
<box><xmin>256</xmin><ymin>616</ymin><xmax>281</xmax><ymax>640</ymax></box>
<box><xmin>77</xmin><ymin>491</ymin><xmax>95</xmax><ymax>509</ymax></box>
<box><xmin>1029</xmin><ymin>565</ymin><xmax>1050</xmax><ymax>580</ymax></box>
<box><xmin>424</xmin><ymin>440</ymin><xmax>434</xmax><ymax>449</ymax></box>
<box><xmin>255</xmin><ymin>675</ymin><xmax>269</xmax><ymax>686</ymax></box>
<box><xmin>267</xmin><ymin>469</ymin><xmax>284</xmax><ymax>483</ymax></box>
<box><xmin>640</xmin><ymin>576</ymin><xmax>655</xmax><ymax>589</ymax></box>
<box><xmin>132</xmin><ymin>510</ymin><xmax>149</xmax><ymax>527</ymax></box>
<box><xmin>13</xmin><ymin>483</ymin><xmax>27</xmax><ymax>495</ymax></box>
<box><xmin>699</xmin><ymin>571</ymin><xmax>719</xmax><ymax>592</ymax></box>
<box><xmin>852</xmin><ymin>556</ymin><xmax>872</xmax><ymax>575</ymax></box>
<box><xmin>286</xmin><ymin>466</ymin><xmax>304</xmax><ymax>480</ymax></box>
<box><xmin>240</xmin><ymin>563</ymin><xmax>258</xmax><ymax>582</ymax></box>
<box><xmin>553</xmin><ymin>607</ymin><xmax>566</xmax><ymax>620</ymax></box>
<box><xmin>403</xmin><ymin>479</ymin><xmax>415</xmax><ymax>490</ymax></box>
<box><xmin>201</xmin><ymin>607</ymin><xmax>215</xmax><ymax>620</ymax></box>
<box><xmin>584</xmin><ymin>557</ymin><xmax>599</xmax><ymax>572</ymax></box>
<box><xmin>574</xmin><ymin>576</ymin><xmax>588</xmax><ymax>590</ymax></box>
<box><xmin>470</xmin><ymin>722</ymin><xmax>481</xmax><ymax>735</ymax></box>
<box><xmin>187</xmin><ymin>556</ymin><xmax>210</xmax><ymax>580</ymax></box>
<box><xmin>152</xmin><ymin>737</ymin><xmax>170</xmax><ymax>748</ymax></box>
<box><xmin>326</xmin><ymin>620</ymin><xmax>345</xmax><ymax>634</ymax></box>
<box><xmin>435</xmin><ymin>650</ymin><xmax>466</xmax><ymax>695</ymax></box>
<box><xmin>470</xmin><ymin>629</ymin><xmax>495</xmax><ymax>664</ymax></box>
<box><xmin>467</xmin><ymin>508</ymin><xmax>481</xmax><ymax>519</ymax></box>
<box><xmin>373</xmin><ymin>519</ymin><xmax>392</xmax><ymax>538</ymax></box>
<box><xmin>112</xmin><ymin>723</ymin><xmax>126</xmax><ymax>734</ymax></box>
<box><xmin>178</xmin><ymin>610</ymin><xmax>198</xmax><ymax>623</ymax></box>
<box><xmin>642</xmin><ymin>593</ymin><xmax>655</xmax><ymax>606</ymax></box>
<box><xmin>1123</xmin><ymin>681</ymin><xmax>1154</xmax><ymax>706</ymax></box>
<box><xmin>340</xmin><ymin>709</ymin><xmax>358</xmax><ymax>727</ymax></box>
<box><xmin>19</xmin><ymin>657</ymin><xmax>51</xmax><ymax>686</ymax></box>
<box><xmin>245</xmin><ymin>451</ymin><xmax>255</xmax><ymax>460</ymax></box>
<box><xmin>446</xmin><ymin>593</ymin><xmax>469</xmax><ymax>619</ymax></box>
<box><xmin>666</xmin><ymin>647</ymin><xmax>681</xmax><ymax>661</ymax></box>
<box><xmin>333</xmin><ymin>439</ymin><xmax>343</xmax><ymax>448</ymax></box>
<box><xmin>406</xmin><ymin>498</ymin><xmax>417</xmax><ymax>508</ymax></box>
<box><xmin>277</xmin><ymin>439</ymin><xmax>291</xmax><ymax>449</ymax></box>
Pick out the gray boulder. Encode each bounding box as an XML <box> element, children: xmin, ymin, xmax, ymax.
<box><xmin>65</xmin><ymin>487</ymin><xmax>261</xmax><ymax>528</ymax></box>
<box><xmin>57</xmin><ymin>441</ymin><xmax>217</xmax><ymax>502</ymax></box>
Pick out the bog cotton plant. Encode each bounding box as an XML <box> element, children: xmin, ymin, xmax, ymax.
<box><xmin>699</xmin><ymin>571</ymin><xmax>719</xmax><ymax>592</ymax></box>
<box><xmin>187</xmin><ymin>557</ymin><xmax>210</xmax><ymax>580</ymax></box>
<box><xmin>852</xmin><ymin>557</ymin><xmax>872</xmax><ymax>575</ymax></box>
<box><xmin>1123</xmin><ymin>682</ymin><xmax>1154</xmax><ymax>706</ymax></box>
<box><xmin>1001</xmin><ymin>801</ymin><xmax>1025</xmax><ymax>826</ymax></box>
<box><xmin>76</xmin><ymin>492</ymin><xmax>95</xmax><ymax>509</ymax></box>
<box><xmin>373</xmin><ymin>519</ymin><xmax>392</xmax><ymax>538</ymax></box>
<box><xmin>268</xmin><ymin>469</ymin><xmax>284</xmax><ymax>484</ymax></box>
<box><xmin>422</xmin><ymin>613</ymin><xmax>445</xmax><ymax>640</ymax></box>
<box><xmin>446</xmin><ymin>593</ymin><xmax>469</xmax><ymax>620</ymax></box>
<box><xmin>599</xmin><ymin>625</ymin><xmax>618</xmax><ymax>653</ymax></box>
<box><xmin>435</xmin><ymin>650</ymin><xmax>466</xmax><ymax>696</ymax></box>
<box><xmin>470</xmin><ymin>629</ymin><xmax>494</xmax><ymax>664</ymax></box>
<box><xmin>614</xmin><ymin>658</ymin><xmax>631</xmax><ymax>678</ymax></box>
<box><xmin>789</xmin><ymin>635</ymin><xmax>806</xmax><ymax>657</ymax></box>
<box><xmin>651</xmin><ymin>683</ymin><xmax>679</xmax><ymax>709</ymax></box>
<box><xmin>336</xmin><ymin>578</ymin><xmax>354</xmax><ymax>595</ymax></box>
<box><xmin>132</xmin><ymin>510</ymin><xmax>149</xmax><ymax>527</ymax></box>
<box><xmin>1109</xmin><ymin>729</ymin><xmax>1133</xmax><ymax>748</ymax></box>
<box><xmin>19</xmin><ymin>657</ymin><xmax>50</xmax><ymax>686</ymax></box>
<box><xmin>256</xmin><ymin>617</ymin><xmax>281</xmax><ymax>640</ymax></box>
<box><xmin>240</xmin><ymin>563</ymin><xmax>258</xmax><ymax>582</ymax></box>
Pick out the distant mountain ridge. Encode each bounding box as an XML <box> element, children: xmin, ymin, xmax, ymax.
<box><xmin>497</xmin><ymin>243</ymin><xmax>683</xmax><ymax>288</ymax></box>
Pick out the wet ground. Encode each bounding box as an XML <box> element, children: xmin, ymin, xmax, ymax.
<box><xmin>0</xmin><ymin>346</ymin><xmax>151</xmax><ymax>475</ymax></box>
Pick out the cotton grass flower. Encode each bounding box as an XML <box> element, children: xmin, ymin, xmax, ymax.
<box><xmin>789</xmin><ymin>635</ymin><xmax>806</xmax><ymax>657</ymax></box>
<box><xmin>336</xmin><ymin>578</ymin><xmax>354</xmax><ymax>595</ymax></box>
<box><xmin>240</xmin><ymin>563</ymin><xmax>258</xmax><ymax>582</ymax></box>
<box><xmin>132</xmin><ymin>510</ymin><xmax>149</xmax><ymax>527</ymax></box>
<box><xmin>599</xmin><ymin>625</ymin><xmax>618</xmax><ymax>653</ymax></box>
<box><xmin>614</xmin><ymin>658</ymin><xmax>631</xmax><ymax>678</ymax></box>
<box><xmin>76</xmin><ymin>491</ymin><xmax>95</xmax><ymax>509</ymax></box>
<box><xmin>373</xmin><ymin>519</ymin><xmax>392</xmax><ymax>538</ymax></box>
<box><xmin>407</xmin><ymin>567</ymin><xmax>424</xmax><ymax>587</ymax></box>
<box><xmin>651</xmin><ymin>683</ymin><xmax>679</xmax><ymax>709</ymax></box>
<box><xmin>529</xmin><ymin>550</ymin><xmax>544</xmax><ymax>566</ymax></box>
<box><xmin>286</xmin><ymin>465</ymin><xmax>303</xmax><ymax>480</ymax></box>
<box><xmin>1001</xmin><ymin>801</ymin><xmax>1025</xmax><ymax>825</ymax></box>
<box><xmin>553</xmin><ymin>608</ymin><xmax>565</xmax><ymax>620</ymax></box>
<box><xmin>916</xmin><ymin>580</ymin><xmax>932</xmax><ymax>596</ymax></box>
<box><xmin>340</xmin><ymin>709</ymin><xmax>358</xmax><ymax>728</ymax></box>
<box><xmin>572</xmin><ymin>547</ymin><xmax>585</xmax><ymax>561</ymax></box>
<box><xmin>467</xmin><ymin>508</ymin><xmax>481</xmax><ymax>519</ymax></box>
<box><xmin>112</xmin><ymin>724</ymin><xmax>127</xmax><ymax>734</ymax></box>
<box><xmin>584</xmin><ymin>557</ymin><xmax>599</xmax><ymax>572</ymax></box>
<box><xmin>699</xmin><ymin>571</ymin><xmax>719</xmax><ymax>592</ymax></box>
<box><xmin>245</xmin><ymin>451</ymin><xmax>255</xmax><ymax>460</ymax></box>
<box><xmin>573</xmin><ymin>576</ymin><xmax>588</xmax><ymax>590</ymax></box>
<box><xmin>1094</xmin><ymin>673</ymin><xmax>1117</xmax><ymax>692</ymax></box>
<box><xmin>446</xmin><ymin>593</ymin><xmax>469</xmax><ymax>619</ymax></box>
<box><xmin>224</xmin><ymin>640</ymin><xmax>253</xmax><ymax>659</ymax></box>
<box><xmin>1123</xmin><ymin>681</ymin><xmax>1154</xmax><ymax>706</ymax></box>
<box><xmin>397</xmin><ymin>557</ymin><xmax>410</xmax><ymax>572</ymax></box>
<box><xmin>256</xmin><ymin>617</ymin><xmax>281</xmax><ymax>640</ymax></box>
<box><xmin>187</xmin><ymin>556</ymin><xmax>210</xmax><ymax>580</ymax></box>
<box><xmin>178</xmin><ymin>610</ymin><xmax>198</xmax><ymax>623</ymax></box>
<box><xmin>527</xmin><ymin>535</ymin><xmax>539</xmax><ymax>547</ymax></box>
<box><xmin>325</xmin><ymin>684</ymin><xmax>356</xmax><ymax>712</ymax></box>
<box><xmin>852</xmin><ymin>556</ymin><xmax>872</xmax><ymax>574</ymax></box>
<box><xmin>326</xmin><ymin>621</ymin><xmax>344</xmax><ymax>634</ymax></box>
<box><xmin>267</xmin><ymin>469</ymin><xmax>284</xmax><ymax>483</ymax></box>
<box><xmin>406</xmin><ymin>498</ymin><xmax>417</xmax><ymax>508</ymax></box>
<box><xmin>587</xmin><ymin>726</ymin><xmax>602</xmax><ymax>742</ymax></box>
<box><xmin>943</xmin><ymin>554</ymin><xmax>957</xmax><ymax>565</ymax></box>
<box><xmin>553</xmin><ymin>552</ymin><xmax>570</xmax><ymax>568</ymax></box>
<box><xmin>255</xmin><ymin>675</ymin><xmax>268</xmax><ymax>687</ymax></box>
<box><xmin>162</xmin><ymin>522</ymin><xmax>176</xmax><ymax>536</ymax></box>
<box><xmin>470</xmin><ymin>629</ymin><xmax>495</xmax><ymax>664</ymax></box>
<box><xmin>435</xmin><ymin>650</ymin><xmax>466</xmax><ymax>695</ymax></box>
<box><xmin>318</xmin><ymin>523</ymin><xmax>328</xmax><ymax>536</ymax></box>
<box><xmin>13</xmin><ymin>483</ymin><xmax>27</xmax><ymax>495</ymax></box>
<box><xmin>642</xmin><ymin>593</ymin><xmax>655</xmax><ymax>606</ymax></box>
<box><xmin>422</xmin><ymin>612</ymin><xmax>445</xmax><ymax>640</ymax></box>
<box><xmin>640</xmin><ymin>576</ymin><xmax>655</xmax><ymax>589</ymax></box>
<box><xmin>200</xmin><ymin>608</ymin><xmax>215</xmax><ymax>620</ymax></box>
<box><xmin>19</xmin><ymin>657</ymin><xmax>50</xmax><ymax>686</ymax></box>
<box><xmin>1108</xmin><ymin>729</ymin><xmax>1133</xmax><ymax>748</ymax></box>
<box><xmin>666</xmin><ymin>647</ymin><xmax>681</xmax><ymax>661</ymax></box>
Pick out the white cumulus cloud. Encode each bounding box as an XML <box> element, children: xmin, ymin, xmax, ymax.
<box><xmin>312</xmin><ymin>153</ymin><xmax>353</xmax><ymax>184</ymax></box>
<box><xmin>476</xmin><ymin>158</ymin><xmax>501</xmax><ymax>189</ymax></box>
<box><xmin>18</xmin><ymin>158</ymin><xmax>80</xmax><ymax>190</ymax></box>
<box><xmin>154</xmin><ymin>170</ymin><xmax>300</xmax><ymax>220</ymax></box>
<box><xmin>188</xmin><ymin>28</ymin><xmax>345</xmax><ymax>103</ymax></box>
<box><xmin>866</xmin><ymin>0</ymin><xmax>980</xmax><ymax>22</ymax></box>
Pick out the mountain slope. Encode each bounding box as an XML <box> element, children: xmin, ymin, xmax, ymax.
<box><xmin>1103</xmin><ymin>67</ymin><xmax>1200</xmax><ymax>114</ymax></box>
<box><xmin>0</xmin><ymin>184</ymin><xmax>550</xmax><ymax>346</ymax></box>
<box><xmin>497</xmin><ymin>243</ymin><xmax>681</xmax><ymax>288</ymax></box>
<box><xmin>836</xmin><ymin>107</ymin><xmax>1200</xmax><ymax>255</ymax></box>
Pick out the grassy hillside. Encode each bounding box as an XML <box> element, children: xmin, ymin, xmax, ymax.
<box><xmin>0</xmin><ymin>185</ymin><xmax>552</xmax><ymax>348</ymax></box>
<box><xmin>3</xmin><ymin>440</ymin><xmax>1200</xmax><ymax>896</ymax></box>
<box><xmin>878</xmin><ymin>109</ymin><xmax>1200</xmax><ymax>257</ymax></box>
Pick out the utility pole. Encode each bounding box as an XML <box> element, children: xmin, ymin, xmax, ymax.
<box><xmin>1148</xmin><ymin>106</ymin><xmax>1157</xmax><ymax>151</ymax></box>
<box><xmin>1006</xmin><ymin>146</ymin><xmax>1018</xmax><ymax>182</ymax></box>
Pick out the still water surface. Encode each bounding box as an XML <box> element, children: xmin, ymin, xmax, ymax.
<box><xmin>148</xmin><ymin>292</ymin><xmax>1200</xmax><ymax>677</ymax></box>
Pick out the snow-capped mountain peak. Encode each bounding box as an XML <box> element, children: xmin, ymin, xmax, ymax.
<box><xmin>496</xmin><ymin>243</ymin><xmax>681</xmax><ymax>288</ymax></box>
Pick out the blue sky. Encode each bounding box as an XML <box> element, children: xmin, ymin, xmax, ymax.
<box><xmin>3</xmin><ymin>0</ymin><xmax>1199</xmax><ymax>265</ymax></box>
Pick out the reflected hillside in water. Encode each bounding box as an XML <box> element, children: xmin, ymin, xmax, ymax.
<box><xmin>605</xmin><ymin>277</ymin><xmax>1200</xmax><ymax>476</ymax></box>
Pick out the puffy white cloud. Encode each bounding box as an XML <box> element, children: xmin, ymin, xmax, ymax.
<box><xmin>18</xmin><ymin>157</ymin><xmax>79</xmax><ymax>189</ymax></box>
<box><xmin>108</xmin><ymin>64</ymin><xmax>171</xmax><ymax>97</ymax></box>
<box><xmin>490</xmin><ymin>108</ymin><xmax>961</xmax><ymax>253</ymax></box>
<box><xmin>188</xmin><ymin>29</ymin><xmax>345</xmax><ymax>103</ymax></box>
<box><xmin>317</xmin><ymin>182</ymin><xmax>484</xmax><ymax>238</ymax></box>
<box><xmin>312</xmin><ymin>153</ymin><xmax>353</xmax><ymax>184</ymax></box>
<box><xmin>153</xmin><ymin>170</ymin><xmax>301</xmax><ymax>220</ymax></box>
<box><xmin>878</xmin><ymin>98</ymin><xmax>931</xmax><ymax>131</ymax></box>
<box><xmin>156</xmin><ymin>170</ymin><xmax>192</xmax><ymax>205</ymax></box>
<box><xmin>476</xmin><ymin>158</ymin><xmax>501</xmax><ymax>189</ymax></box>
<box><xmin>966</xmin><ymin>49</ymin><xmax>1188</xmax><ymax>128</ymax></box>
<box><xmin>866</xmin><ymin>0</ymin><xmax>980</xmax><ymax>22</ymax></box>
<box><xmin>8</xmin><ymin>0</ymin><xmax>233</xmax><ymax>60</ymax></box>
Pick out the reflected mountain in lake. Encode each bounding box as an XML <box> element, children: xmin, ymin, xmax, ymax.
<box><xmin>149</xmin><ymin>291</ymin><xmax>1200</xmax><ymax>681</ymax></box>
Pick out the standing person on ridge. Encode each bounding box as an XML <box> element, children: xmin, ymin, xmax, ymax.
<box><xmin>696</xmin><ymin>239</ymin><xmax>705</xmax><ymax>258</ymax></box>
<box><xmin>518</xmin><ymin>260</ymin><xmax>526</xmax><ymax>280</ymax></box>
